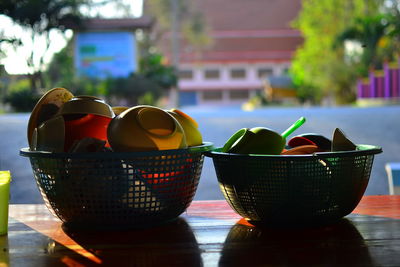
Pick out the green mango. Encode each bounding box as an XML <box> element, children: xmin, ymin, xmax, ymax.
<box><xmin>224</xmin><ymin>127</ymin><xmax>285</xmax><ymax>155</ymax></box>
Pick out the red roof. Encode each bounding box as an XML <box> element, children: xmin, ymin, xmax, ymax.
<box><xmin>65</xmin><ymin>17</ymin><xmax>154</xmax><ymax>31</ymax></box>
<box><xmin>194</xmin><ymin>0</ymin><xmax>302</xmax><ymax>31</ymax></box>
<box><xmin>151</xmin><ymin>0</ymin><xmax>303</xmax><ymax>64</ymax></box>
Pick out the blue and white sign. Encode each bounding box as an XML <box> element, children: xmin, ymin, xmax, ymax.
<box><xmin>74</xmin><ymin>31</ymin><xmax>137</xmax><ymax>78</ymax></box>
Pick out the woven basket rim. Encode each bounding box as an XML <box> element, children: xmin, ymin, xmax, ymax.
<box><xmin>20</xmin><ymin>142</ymin><xmax>214</xmax><ymax>159</ymax></box>
<box><xmin>206</xmin><ymin>144</ymin><xmax>382</xmax><ymax>159</ymax></box>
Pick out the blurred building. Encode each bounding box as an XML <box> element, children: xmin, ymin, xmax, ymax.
<box><xmin>148</xmin><ymin>0</ymin><xmax>303</xmax><ymax>106</ymax></box>
<box><xmin>65</xmin><ymin>17</ymin><xmax>153</xmax><ymax>79</ymax></box>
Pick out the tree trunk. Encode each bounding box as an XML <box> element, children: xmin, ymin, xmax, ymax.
<box><xmin>28</xmin><ymin>71</ymin><xmax>45</xmax><ymax>94</ymax></box>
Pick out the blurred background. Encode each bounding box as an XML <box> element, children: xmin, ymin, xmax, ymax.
<box><xmin>0</xmin><ymin>0</ymin><xmax>400</xmax><ymax>203</ymax></box>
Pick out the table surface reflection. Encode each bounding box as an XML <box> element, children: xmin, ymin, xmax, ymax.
<box><xmin>2</xmin><ymin>195</ymin><xmax>400</xmax><ymax>266</ymax></box>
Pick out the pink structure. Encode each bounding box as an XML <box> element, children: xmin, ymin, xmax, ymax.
<box><xmin>357</xmin><ymin>79</ymin><xmax>371</xmax><ymax>98</ymax></box>
<box><xmin>358</xmin><ymin>61</ymin><xmax>400</xmax><ymax>99</ymax></box>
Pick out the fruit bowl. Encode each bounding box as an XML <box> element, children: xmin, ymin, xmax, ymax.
<box><xmin>20</xmin><ymin>142</ymin><xmax>213</xmax><ymax>230</ymax></box>
<box><xmin>206</xmin><ymin>145</ymin><xmax>382</xmax><ymax>227</ymax></box>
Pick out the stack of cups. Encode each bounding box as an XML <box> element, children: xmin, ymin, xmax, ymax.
<box><xmin>0</xmin><ymin>171</ymin><xmax>11</xmax><ymax>235</ymax></box>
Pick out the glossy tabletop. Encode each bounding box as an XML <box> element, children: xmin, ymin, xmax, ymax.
<box><xmin>2</xmin><ymin>195</ymin><xmax>400</xmax><ymax>266</ymax></box>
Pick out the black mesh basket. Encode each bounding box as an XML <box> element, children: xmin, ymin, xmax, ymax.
<box><xmin>20</xmin><ymin>143</ymin><xmax>213</xmax><ymax>230</ymax></box>
<box><xmin>206</xmin><ymin>145</ymin><xmax>382</xmax><ymax>227</ymax></box>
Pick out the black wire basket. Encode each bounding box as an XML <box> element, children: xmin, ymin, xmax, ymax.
<box><xmin>206</xmin><ymin>145</ymin><xmax>382</xmax><ymax>227</ymax></box>
<box><xmin>20</xmin><ymin>142</ymin><xmax>213</xmax><ymax>230</ymax></box>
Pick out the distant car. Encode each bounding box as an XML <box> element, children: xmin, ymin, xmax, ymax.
<box><xmin>263</xmin><ymin>75</ymin><xmax>297</xmax><ymax>103</ymax></box>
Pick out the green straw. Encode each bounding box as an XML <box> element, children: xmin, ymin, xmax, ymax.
<box><xmin>281</xmin><ymin>117</ymin><xmax>306</xmax><ymax>139</ymax></box>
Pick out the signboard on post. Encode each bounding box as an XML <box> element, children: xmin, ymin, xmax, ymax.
<box><xmin>74</xmin><ymin>31</ymin><xmax>137</xmax><ymax>78</ymax></box>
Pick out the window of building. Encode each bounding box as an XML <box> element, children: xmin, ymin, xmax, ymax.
<box><xmin>230</xmin><ymin>68</ymin><xmax>246</xmax><ymax>79</ymax></box>
<box><xmin>202</xmin><ymin>91</ymin><xmax>223</xmax><ymax>101</ymax></box>
<box><xmin>229</xmin><ymin>90</ymin><xmax>249</xmax><ymax>100</ymax></box>
<box><xmin>179</xmin><ymin>69</ymin><xmax>193</xmax><ymax>80</ymax></box>
<box><xmin>204</xmin><ymin>69</ymin><xmax>220</xmax><ymax>79</ymax></box>
<box><xmin>257</xmin><ymin>68</ymin><xmax>273</xmax><ymax>78</ymax></box>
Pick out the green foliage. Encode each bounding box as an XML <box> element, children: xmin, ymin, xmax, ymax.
<box><xmin>104</xmin><ymin>74</ymin><xmax>163</xmax><ymax>106</ymax></box>
<box><xmin>70</xmin><ymin>77</ymin><xmax>107</xmax><ymax>96</ymax></box>
<box><xmin>337</xmin><ymin>14</ymin><xmax>391</xmax><ymax>76</ymax></box>
<box><xmin>44</xmin><ymin>43</ymin><xmax>173</xmax><ymax>107</ymax></box>
<box><xmin>138</xmin><ymin>92</ymin><xmax>156</xmax><ymax>105</ymax></box>
<box><xmin>45</xmin><ymin>40</ymin><xmax>75</xmax><ymax>88</ymax></box>
<box><xmin>145</xmin><ymin>0</ymin><xmax>213</xmax><ymax>52</ymax></box>
<box><xmin>4</xmin><ymin>79</ymin><xmax>40</xmax><ymax>112</ymax></box>
<box><xmin>1</xmin><ymin>0</ymin><xmax>164</xmax><ymax>109</ymax></box>
<box><xmin>0</xmin><ymin>0</ymin><xmax>89</xmax><ymax>91</ymax></box>
<box><xmin>140</xmin><ymin>53</ymin><xmax>178</xmax><ymax>89</ymax></box>
<box><xmin>0</xmin><ymin>0</ymin><xmax>86</xmax><ymax>32</ymax></box>
<box><xmin>44</xmin><ymin>41</ymin><xmax>107</xmax><ymax>97</ymax></box>
<box><xmin>290</xmin><ymin>0</ymin><xmax>385</xmax><ymax>104</ymax></box>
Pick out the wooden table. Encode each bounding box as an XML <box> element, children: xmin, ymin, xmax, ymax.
<box><xmin>2</xmin><ymin>195</ymin><xmax>400</xmax><ymax>266</ymax></box>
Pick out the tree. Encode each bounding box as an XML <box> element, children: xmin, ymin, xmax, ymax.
<box><xmin>143</xmin><ymin>0</ymin><xmax>213</xmax><ymax>107</ymax></box>
<box><xmin>140</xmin><ymin>53</ymin><xmax>177</xmax><ymax>90</ymax></box>
<box><xmin>290</xmin><ymin>0</ymin><xmax>384</xmax><ymax>104</ymax></box>
<box><xmin>378</xmin><ymin>1</ymin><xmax>400</xmax><ymax>63</ymax></box>
<box><xmin>337</xmin><ymin>14</ymin><xmax>390</xmax><ymax>76</ymax></box>
<box><xmin>0</xmin><ymin>34</ymin><xmax>21</xmax><ymax>60</ymax></box>
<box><xmin>335</xmin><ymin>3</ymin><xmax>400</xmax><ymax>76</ymax></box>
<box><xmin>105</xmin><ymin>74</ymin><xmax>163</xmax><ymax>106</ymax></box>
<box><xmin>144</xmin><ymin>0</ymin><xmax>213</xmax><ymax>60</ymax></box>
<box><xmin>44</xmin><ymin>40</ymin><xmax>176</xmax><ymax>107</ymax></box>
<box><xmin>45</xmin><ymin>39</ymin><xmax>75</xmax><ymax>88</ymax></box>
<box><xmin>0</xmin><ymin>0</ymin><xmax>138</xmax><ymax>93</ymax></box>
<box><xmin>0</xmin><ymin>0</ymin><xmax>89</xmax><ymax>92</ymax></box>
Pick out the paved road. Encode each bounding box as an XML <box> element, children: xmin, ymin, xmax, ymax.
<box><xmin>1</xmin><ymin>105</ymin><xmax>399</xmax><ymax>203</ymax></box>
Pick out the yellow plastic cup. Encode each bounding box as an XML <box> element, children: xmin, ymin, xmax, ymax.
<box><xmin>0</xmin><ymin>171</ymin><xmax>11</xmax><ymax>235</ymax></box>
<box><xmin>0</xmin><ymin>235</ymin><xmax>9</xmax><ymax>266</ymax></box>
<box><xmin>167</xmin><ymin>109</ymin><xmax>203</xmax><ymax>147</ymax></box>
<box><xmin>108</xmin><ymin>106</ymin><xmax>187</xmax><ymax>152</ymax></box>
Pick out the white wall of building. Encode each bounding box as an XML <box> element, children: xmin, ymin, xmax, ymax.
<box><xmin>178</xmin><ymin>62</ymin><xmax>291</xmax><ymax>106</ymax></box>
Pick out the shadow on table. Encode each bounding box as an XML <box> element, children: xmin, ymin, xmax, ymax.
<box><xmin>219</xmin><ymin>218</ymin><xmax>375</xmax><ymax>266</ymax></box>
<box><xmin>6</xmin><ymin>218</ymin><xmax>97</xmax><ymax>267</ymax></box>
<box><xmin>62</xmin><ymin>218</ymin><xmax>202</xmax><ymax>266</ymax></box>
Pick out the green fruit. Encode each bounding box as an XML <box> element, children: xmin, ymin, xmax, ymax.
<box><xmin>227</xmin><ymin>127</ymin><xmax>285</xmax><ymax>155</ymax></box>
